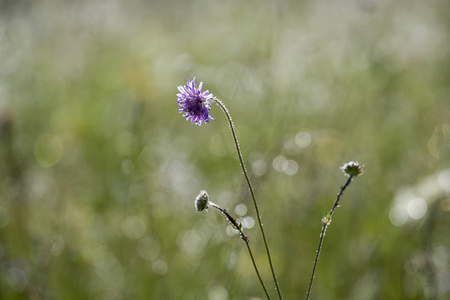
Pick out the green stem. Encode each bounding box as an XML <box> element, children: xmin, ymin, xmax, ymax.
<box><xmin>213</xmin><ymin>98</ymin><xmax>283</xmax><ymax>300</ymax></box>
<box><xmin>209</xmin><ymin>202</ymin><xmax>271</xmax><ymax>300</ymax></box>
<box><xmin>305</xmin><ymin>175</ymin><xmax>353</xmax><ymax>300</ymax></box>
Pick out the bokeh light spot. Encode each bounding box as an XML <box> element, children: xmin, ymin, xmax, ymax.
<box><xmin>283</xmin><ymin>159</ymin><xmax>299</xmax><ymax>176</ymax></box>
<box><xmin>34</xmin><ymin>133</ymin><xmax>64</xmax><ymax>167</ymax></box>
<box><xmin>437</xmin><ymin>169</ymin><xmax>450</xmax><ymax>192</ymax></box>
<box><xmin>389</xmin><ymin>205</ymin><xmax>408</xmax><ymax>227</ymax></box>
<box><xmin>407</xmin><ymin>198</ymin><xmax>427</xmax><ymax>220</ymax></box>
<box><xmin>235</xmin><ymin>204</ymin><xmax>247</xmax><ymax>216</ymax></box>
<box><xmin>208</xmin><ymin>284</ymin><xmax>228</xmax><ymax>300</ymax></box>
<box><xmin>242</xmin><ymin>216</ymin><xmax>255</xmax><ymax>229</ymax></box>
<box><xmin>152</xmin><ymin>259</ymin><xmax>168</xmax><ymax>275</ymax></box>
<box><xmin>225</xmin><ymin>225</ymin><xmax>238</xmax><ymax>237</ymax></box>
<box><xmin>122</xmin><ymin>216</ymin><xmax>146</xmax><ymax>240</ymax></box>
<box><xmin>272</xmin><ymin>156</ymin><xmax>287</xmax><ymax>172</ymax></box>
<box><xmin>295</xmin><ymin>131</ymin><xmax>312</xmax><ymax>148</ymax></box>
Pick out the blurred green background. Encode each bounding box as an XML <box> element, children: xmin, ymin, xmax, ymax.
<box><xmin>1</xmin><ymin>0</ymin><xmax>449</xmax><ymax>299</ymax></box>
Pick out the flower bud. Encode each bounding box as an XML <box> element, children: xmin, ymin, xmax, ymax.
<box><xmin>340</xmin><ymin>161</ymin><xmax>364</xmax><ymax>177</ymax></box>
<box><xmin>195</xmin><ymin>190</ymin><xmax>210</xmax><ymax>212</ymax></box>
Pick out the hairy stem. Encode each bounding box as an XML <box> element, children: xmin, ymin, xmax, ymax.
<box><xmin>209</xmin><ymin>202</ymin><xmax>271</xmax><ymax>300</ymax></box>
<box><xmin>305</xmin><ymin>175</ymin><xmax>353</xmax><ymax>300</ymax></box>
<box><xmin>213</xmin><ymin>98</ymin><xmax>283</xmax><ymax>300</ymax></box>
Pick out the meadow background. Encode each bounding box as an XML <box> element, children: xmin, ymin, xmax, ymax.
<box><xmin>1</xmin><ymin>0</ymin><xmax>449</xmax><ymax>299</ymax></box>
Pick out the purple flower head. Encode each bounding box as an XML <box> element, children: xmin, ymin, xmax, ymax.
<box><xmin>177</xmin><ymin>77</ymin><xmax>215</xmax><ymax>126</ymax></box>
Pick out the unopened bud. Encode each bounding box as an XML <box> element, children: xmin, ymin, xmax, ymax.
<box><xmin>340</xmin><ymin>161</ymin><xmax>364</xmax><ymax>178</ymax></box>
<box><xmin>195</xmin><ymin>190</ymin><xmax>210</xmax><ymax>212</ymax></box>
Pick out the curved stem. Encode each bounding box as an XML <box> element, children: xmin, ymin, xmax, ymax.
<box><xmin>305</xmin><ymin>175</ymin><xmax>353</xmax><ymax>300</ymax></box>
<box><xmin>209</xmin><ymin>202</ymin><xmax>271</xmax><ymax>300</ymax></box>
<box><xmin>244</xmin><ymin>235</ymin><xmax>272</xmax><ymax>300</ymax></box>
<box><xmin>213</xmin><ymin>98</ymin><xmax>283</xmax><ymax>300</ymax></box>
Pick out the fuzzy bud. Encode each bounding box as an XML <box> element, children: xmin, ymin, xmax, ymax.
<box><xmin>195</xmin><ymin>190</ymin><xmax>210</xmax><ymax>212</ymax></box>
<box><xmin>340</xmin><ymin>161</ymin><xmax>364</xmax><ymax>178</ymax></box>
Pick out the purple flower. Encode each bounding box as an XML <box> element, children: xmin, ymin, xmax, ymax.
<box><xmin>177</xmin><ymin>77</ymin><xmax>215</xmax><ymax>126</ymax></box>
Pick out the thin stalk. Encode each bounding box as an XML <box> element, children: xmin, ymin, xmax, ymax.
<box><xmin>424</xmin><ymin>200</ymin><xmax>439</xmax><ymax>300</ymax></box>
<box><xmin>209</xmin><ymin>202</ymin><xmax>271</xmax><ymax>300</ymax></box>
<box><xmin>305</xmin><ymin>175</ymin><xmax>353</xmax><ymax>300</ymax></box>
<box><xmin>213</xmin><ymin>98</ymin><xmax>283</xmax><ymax>300</ymax></box>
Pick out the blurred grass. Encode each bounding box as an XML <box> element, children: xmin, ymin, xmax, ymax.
<box><xmin>0</xmin><ymin>0</ymin><xmax>449</xmax><ymax>299</ymax></box>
